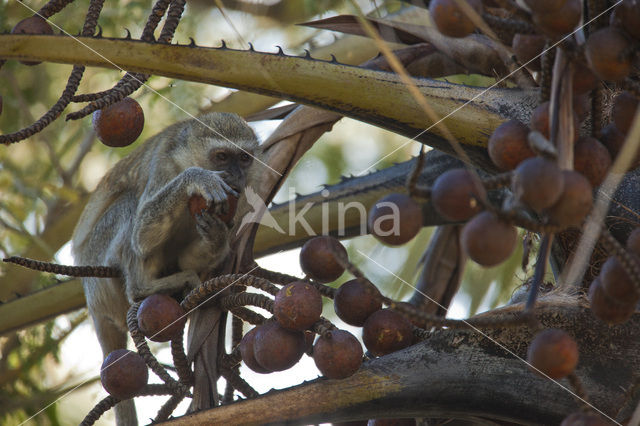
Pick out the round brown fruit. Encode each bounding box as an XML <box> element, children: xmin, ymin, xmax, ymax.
<box><xmin>612</xmin><ymin>91</ymin><xmax>638</xmax><ymax>135</ymax></box>
<box><xmin>428</xmin><ymin>0</ymin><xmax>483</xmax><ymax>38</ymax></box>
<box><xmin>274</xmin><ymin>281</ymin><xmax>323</xmax><ymax>331</ymax></box>
<box><xmin>532</xmin><ymin>0</ymin><xmax>581</xmax><ymax>38</ymax></box>
<box><xmin>137</xmin><ymin>294</ymin><xmax>186</xmax><ymax>342</ymax></box>
<box><xmin>488</xmin><ymin>119</ymin><xmax>535</xmax><ymax>171</ymax></box>
<box><xmin>253</xmin><ymin>321</ymin><xmax>306</xmax><ymax>371</ymax></box>
<box><xmin>617</xmin><ymin>0</ymin><xmax>640</xmax><ymax>40</ymax></box>
<box><xmin>572</xmin><ymin>94</ymin><xmax>590</xmax><ymax>122</ymax></box>
<box><xmin>588</xmin><ymin>279</ymin><xmax>636</xmax><ymax>325</ymax></box>
<box><xmin>599</xmin><ymin>256</ymin><xmax>640</xmax><ymax>304</ymax></box>
<box><xmin>188</xmin><ymin>194</ymin><xmax>208</xmax><ymax>217</ymax></box>
<box><xmin>313</xmin><ymin>329</ymin><xmax>363</xmax><ymax>379</ymax></box>
<box><xmin>546</xmin><ymin>170</ymin><xmax>593</xmax><ymax>228</ymax></box>
<box><xmin>600</xmin><ymin>123</ymin><xmax>640</xmax><ymax>169</ymax></box>
<box><xmin>101</xmin><ymin>349</ymin><xmax>149</xmax><ymax>399</ymax></box>
<box><xmin>368</xmin><ymin>193</ymin><xmax>423</xmax><ymax>246</ymax></box>
<box><xmin>218</xmin><ymin>193</ymin><xmax>238</xmax><ymax>223</ymax></box>
<box><xmin>524</xmin><ymin>0</ymin><xmax>567</xmax><ymax>13</ymax></box>
<box><xmin>512</xmin><ymin>157</ymin><xmax>565</xmax><ymax>212</ymax></box>
<box><xmin>239</xmin><ymin>327</ymin><xmax>272</xmax><ymax>374</ymax></box>
<box><xmin>573</xmin><ymin>137</ymin><xmax>611</xmax><ymax>187</ymax></box>
<box><xmin>431</xmin><ymin>169</ymin><xmax>486</xmax><ymax>221</ymax></box>
<box><xmin>585</xmin><ymin>27</ymin><xmax>632</xmax><ymax>82</ymax></box>
<box><xmin>530</xmin><ymin>101</ymin><xmax>580</xmax><ymax>142</ymax></box>
<box><xmin>626</xmin><ymin>227</ymin><xmax>640</xmax><ymax>255</ymax></box>
<box><xmin>92</xmin><ymin>97</ymin><xmax>145</xmax><ymax>147</ymax></box>
<box><xmin>512</xmin><ymin>34</ymin><xmax>546</xmax><ymax>71</ymax></box>
<box><xmin>187</xmin><ymin>193</ymin><xmax>238</xmax><ymax>224</ymax></box>
<box><xmin>11</xmin><ymin>16</ymin><xmax>54</xmax><ymax>65</ymax></box>
<box><xmin>600</xmin><ymin>123</ymin><xmax>625</xmax><ymax>156</ymax></box>
<box><xmin>560</xmin><ymin>412</ymin><xmax>609</xmax><ymax>426</ymax></box>
<box><xmin>334</xmin><ymin>278</ymin><xmax>382</xmax><ymax>326</ymax></box>
<box><xmin>362</xmin><ymin>309</ymin><xmax>413</xmax><ymax>357</ymax></box>
<box><xmin>461</xmin><ymin>211</ymin><xmax>517</xmax><ymax>267</ymax></box>
<box><xmin>299</xmin><ymin>236</ymin><xmax>347</xmax><ymax>283</ymax></box>
<box><xmin>526</xmin><ymin>328</ymin><xmax>578</xmax><ymax>379</ymax></box>
<box><xmin>572</xmin><ymin>65</ymin><xmax>598</xmax><ymax>95</ymax></box>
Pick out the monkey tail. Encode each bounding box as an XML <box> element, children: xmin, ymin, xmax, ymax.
<box><xmin>3</xmin><ymin>256</ymin><xmax>120</xmax><ymax>278</ymax></box>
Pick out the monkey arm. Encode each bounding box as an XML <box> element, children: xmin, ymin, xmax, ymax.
<box><xmin>132</xmin><ymin>167</ymin><xmax>234</xmax><ymax>257</ymax></box>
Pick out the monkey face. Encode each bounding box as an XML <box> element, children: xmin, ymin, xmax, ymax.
<box><xmin>208</xmin><ymin>147</ymin><xmax>254</xmax><ymax>193</ymax></box>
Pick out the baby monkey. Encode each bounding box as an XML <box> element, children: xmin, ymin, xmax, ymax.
<box><xmin>74</xmin><ymin>112</ymin><xmax>258</xmax><ymax>423</ymax></box>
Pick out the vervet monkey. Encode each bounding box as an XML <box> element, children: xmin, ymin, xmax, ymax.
<box><xmin>72</xmin><ymin>112</ymin><xmax>259</xmax><ymax>424</ymax></box>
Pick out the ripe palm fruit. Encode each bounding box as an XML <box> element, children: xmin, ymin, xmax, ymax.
<box><xmin>11</xmin><ymin>16</ymin><xmax>54</xmax><ymax>65</ymax></box>
<box><xmin>274</xmin><ymin>281</ymin><xmax>323</xmax><ymax>331</ymax></box>
<box><xmin>92</xmin><ymin>97</ymin><xmax>145</xmax><ymax>147</ymax></box>
<box><xmin>137</xmin><ymin>294</ymin><xmax>186</xmax><ymax>342</ymax></box>
<box><xmin>585</xmin><ymin>27</ymin><xmax>633</xmax><ymax>82</ymax></box>
<box><xmin>334</xmin><ymin>278</ymin><xmax>382</xmax><ymax>326</ymax></box>
<box><xmin>588</xmin><ymin>279</ymin><xmax>636</xmax><ymax>325</ymax></box>
<box><xmin>573</xmin><ymin>137</ymin><xmax>611</xmax><ymax>187</ymax></box>
<box><xmin>313</xmin><ymin>329</ymin><xmax>363</xmax><ymax>379</ymax></box>
<box><xmin>431</xmin><ymin>169</ymin><xmax>486</xmax><ymax>221</ymax></box>
<box><xmin>299</xmin><ymin>236</ymin><xmax>347</xmax><ymax>283</ymax></box>
<box><xmin>532</xmin><ymin>0</ymin><xmax>581</xmax><ymax>38</ymax></box>
<box><xmin>101</xmin><ymin>349</ymin><xmax>149</xmax><ymax>399</ymax></box>
<box><xmin>612</xmin><ymin>91</ymin><xmax>638</xmax><ymax>135</ymax></box>
<box><xmin>530</xmin><ymin>101</ymin><xmax>580</xmax><ymax>142</ymax></box>
<box><xmin>488</xmin><ymin>119</ymin><xmax>535</xmax><ymax>171</ymax></box>
<box><xmin>512</xmin><ymin>34</ymin><xmax>546</xmax><ymax>71</ymax></box>
<box><xmin>526</xmin><ymin>328</ymin><xmax>578</xmax><ymax>379</ymax></box>
<box><xmin>600</xmin><ymin>123</ymin><xmax>640</xmax><ymax>169</ymax></box>
<box><xmin>546</xmin><ymin>170</ymin><xmax>593</xmax><ymax>228</ymax></box>
<box><xmin>368</xmin><ymin>193</ymin><xmax>423</xmax><ymax>246</ymax></box>
<box><xmin>572</xmin><ymin>94</ymin><xmax>591</xmax><ymax>122</ymax></box>
<box><xmin>572</xmin><ymin>65</ymin><xmax>598</xmax><ymax>95</ymax></box>
<box><xmin>429</xmin><ymin>0</ymin><xmax>483</xmax><ymax>38</ymax></box>
<box><xmin>512</xmin><ymin>157</ymin><xmax>564</xmax><ymax>212</ymax></box>
<box><xmin>599</xmin><ymin>256</ymin><xmax>640</xmax><ymax>304</ymax></box>
<box><xmin>617</xmin><ymin>0</ymin><xmax>640</xmax><ymax>40</ymax></box>
<box><xmin>253</xmin><ymin>321</ymin><xmax>306</xmax><ymax>371</ymax></box>
<box><xmin>239</xmin><ymin>327</ymin><xmax>271</xmax><ymax>374</ymax></box>
<box><xmin>187</xmin><ymin>193</ymin><xmax>238</xmax><ymax>224</ymax></box>
<box><xmin>362</xmin><ymin>309</ymin><xmax>413</xmax><ymax>357</ymax></box>
<box><xmin>626</xmin><ymin>228</ymin><xmax>640</xmax><ymax>255</ymax></box>
<box><xmin>461</xmin><ymin>211</ymin><xmax>517</xmax><ymax>267</ymax></box>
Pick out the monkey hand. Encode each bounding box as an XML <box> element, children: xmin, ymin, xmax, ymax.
<box><xmin>194</xmin><ymin>209</ymin><xmax>230</xmax><ymax>244</ymax></box>
<box><xmin>183</xmin><ymin>167</ymin><xmax>238</xmax><ymax>207</ymax></box>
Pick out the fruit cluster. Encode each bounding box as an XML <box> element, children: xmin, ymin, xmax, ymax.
<box><xmin>239</xmin><ymin>235</ymin><xmax>416</xmax><ymax>380</ymax></box>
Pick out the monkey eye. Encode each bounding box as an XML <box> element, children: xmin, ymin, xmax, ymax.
<box><xmin>215</xmin><ymin>151</ymin><xmax>228</xmax><ymax>162</ymax></box>
<box><xmin>240</xmin><ymin>152</ymin><xmax>253</xmax><ymax>163</ymax></box>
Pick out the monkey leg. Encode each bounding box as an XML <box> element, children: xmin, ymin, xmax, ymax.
<box><xmin>128</xmin><ymin>270</ymin><xmax>202</xmax><ymax>303</ymax></box>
